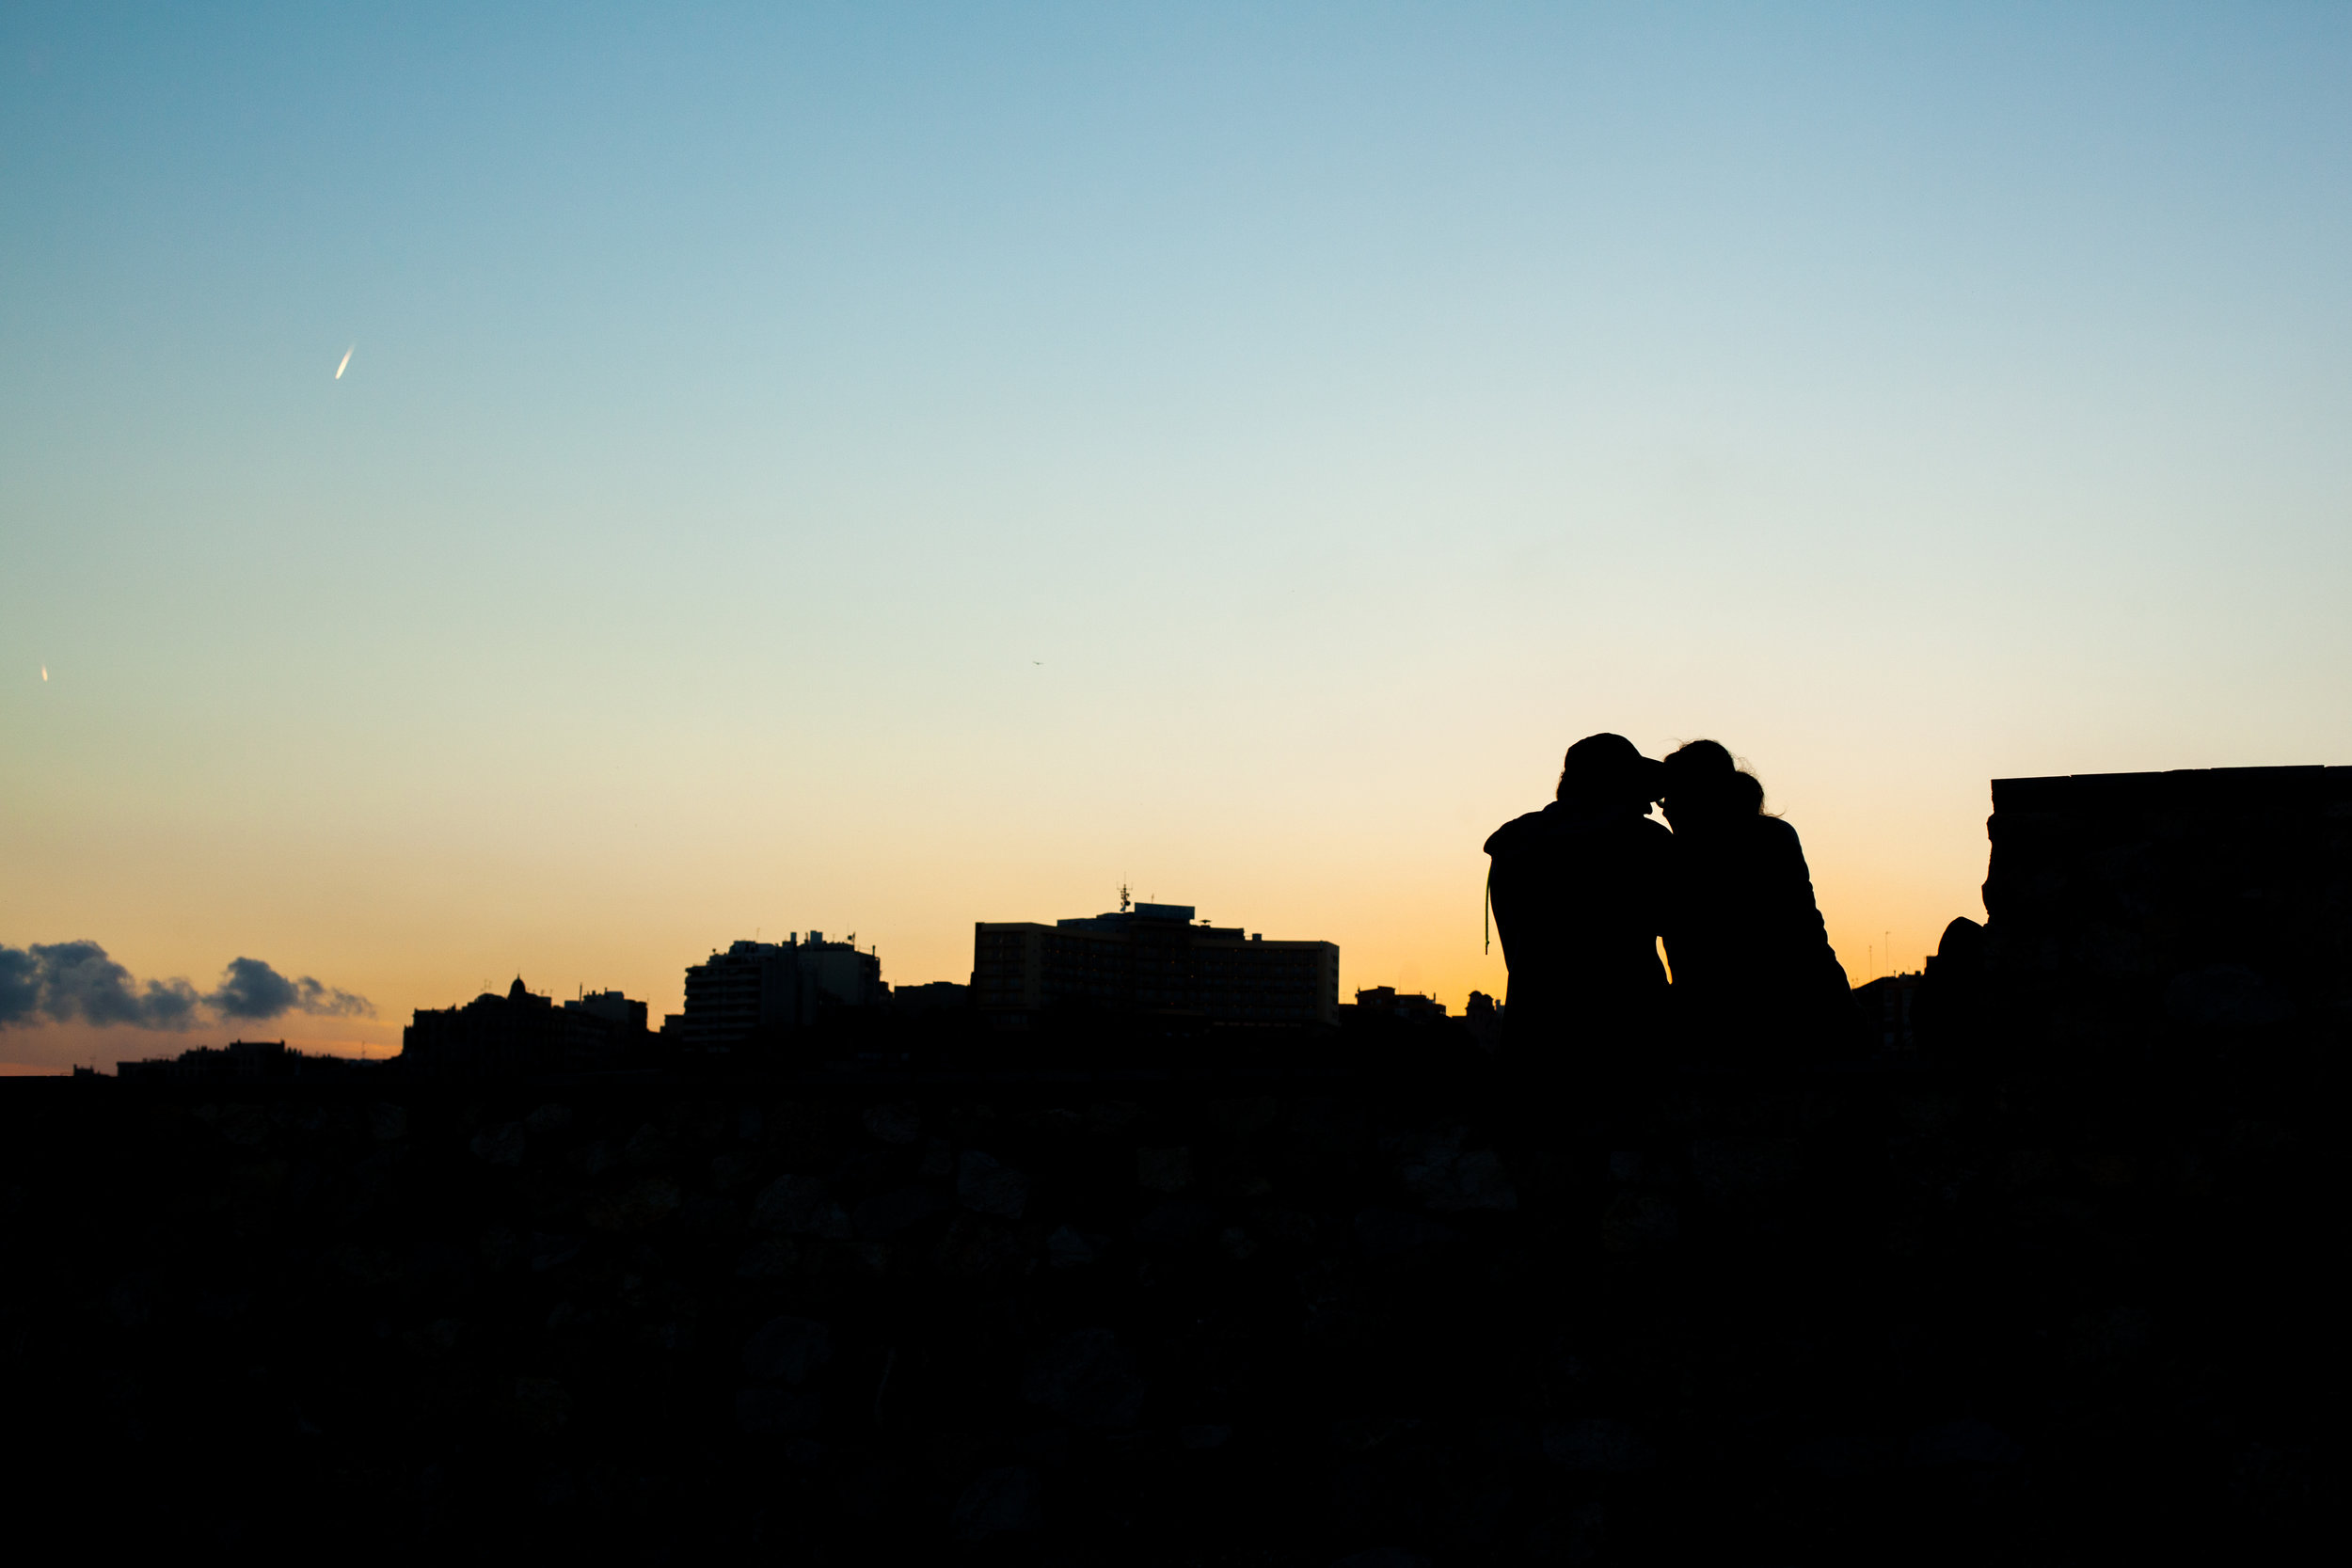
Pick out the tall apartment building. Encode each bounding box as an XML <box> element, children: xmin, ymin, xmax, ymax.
<box><xmin>674</xmin><ymin>931</ymin><xmax>883</xmax><ymax>1052</ymax></box>
<box><xmin>972</xmin><ymin>901</ymin><xmax>1339</xmax><ymax>1028</ymax></box>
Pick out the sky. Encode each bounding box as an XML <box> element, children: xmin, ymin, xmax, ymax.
<box><xmin>4</xmin><ymin>3</ymin><xmax>2349</xmax><ymax>1070</ymax></box>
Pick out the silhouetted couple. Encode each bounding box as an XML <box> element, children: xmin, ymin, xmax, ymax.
<box><xmin>1484</xmin><ymin>733</ymin><xmax>1856</xmax><ymax>1085</ymax></box>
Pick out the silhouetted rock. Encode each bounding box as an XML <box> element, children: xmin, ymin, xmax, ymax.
<box><xmin>1136</xmin><ymin>1144</ymin><xmax>1194</xmax><ymax>1192</ymax></box>
<box><xmin>1021</xmin><ymin>1328</ymin><xmax>1145</xmax><ymax>1429</ymax></box>
<box><xmin>1785</xmin><ymin>1432</ymin><xmax>1896</xmax><ymax>1478</ymax></box>
<box><xmin>1136</xmin><ymin>1199</ymin><xmax>1217</xmax><ymax>1249</ymax></box>
<box><xmin>528</xmin><ymin>1232</ymin><xmax>581</xmax><ymax>1273</ymax></box>
<box><xmin>862</xmin><ymin>1101</ymin><xmax>921</xmax><ymax>1145</ymax></box>
<box><xmin>1046</xmin><ymin>1225</ymin><xmax>1105</xmax><ymax>1268</ymax></box>
<box><xmin>1906</xmin><ymin>1419</ymin><xmax>2025</xmax><ymax>1467</ymax></box>
<box><xmin>508</xmin><ymin>1376</ymin><xmax>571</xmax><ymax>1434</ymax></box>
<box><xmin>1386</xmin><ymin>1127</ymin><xmax>1517</xmax><ymax>1211</ymax></box>
<box><xmin>1541</xmin><ymin>1418</ymin><xmax>1652</xmax><ymax>1472</ymax></box>
<box><xmin>5</xmin><ymin>1034</ymin><xmax>2324</xmax><ymax>1560</ymax></box>
<box><xmin>1352</xmin><ymin>1207</ymin><xmax>1457</xmax><ymax>1264</ymax></box>
<box><xmin>753</xmin><ymin>1174</ymin><xmax>851</xmax><ymax>1238</ymax></box>
<box><xmin>707</xmin><ymin>1148</ymin><xmax>761</xmax><ymax>1191</ymax></box>
<box><xmin>1599</xmin><ymin>1191</ymin><xmax>1679</xmax><ymax>1252</ymax></box>
<box><xmin>853</xmin><ymin>1186</ymin><xmax>941</xmax><ymax>1239</ymax></box>
<box><xmin>734</xmin><ymin>1238</ymin><xmax>798</xmax><ymax>1278</ymax></box>
<box><xmin>932</xmin><ymin>1212</ymin><xmax>1029</xmax><ymax>1278</ymax></box>
<box><xmin>735</xmin><ymin>1387</ymin><xmax>819</xmax><ymax>1435</ymax></box>
<box><xmin>624</xmin><ymin>1121</ymin><xmax>670</xmax><ymax>1166</ymax></box>
<box><xmin>469</xmin><ymin>1121</ymin><xmax>525</xmax><ymax>1166</ymax></box>
<box><xmin>2166</xmin><ymin>964</ymin><xmax>2296</xmax><ymax>1029</ymax></box>
<box><xmin>1689</xmin><ymin>1137</ymin><xmax>1800</xmax><ymax>1212</ymax></box>
<box><xmin>741</xmin><ymin>1315</ymin><xmax>830</xmax><ymax>1384</ymax></box>
<box><xmin>585</xmin><ymin>1176</ymin><xmax>680</xmax><ymax>1231</ymax></box>
<box><xmin>955</xmin><ymin>1149</ymin><xmax>1028</xmax><ymax>1218</ymax></box>
<box><xmin>949</xmin><ymin>1465</ymin><xmax>1041</xmax><ymax>1538</ymax></box>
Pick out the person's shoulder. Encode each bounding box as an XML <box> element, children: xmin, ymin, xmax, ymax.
<box><xmin>1484</xmin><ymin>808</ymin><xmax>1554</xmax><ymax>856</ymax></box>
<box><xmin>1753</xmin><ymin>815</ymin><xmax>1805</xmax><ymax>856</ymax></box>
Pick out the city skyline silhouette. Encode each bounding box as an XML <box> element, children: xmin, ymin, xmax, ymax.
<box><xmin>1</xmin><ymin>10</ymin><xmax>2337</xmax><ymax>1556</ymax></box>
<box><xmin>9</xmin><ymin>8</ymin><xmax>2352</xmax><ymax>1072</ymax></box>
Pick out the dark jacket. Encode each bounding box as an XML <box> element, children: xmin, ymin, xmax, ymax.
<box><xmin>1663</xmin><ymin>815</ymin><xmax>1855</xmax><ymax>1058</ymax></box>
<box><xmin>1484</xmin><ymin>801</ymin><xmax>1672</xmax><ymax>1051</ymax></box>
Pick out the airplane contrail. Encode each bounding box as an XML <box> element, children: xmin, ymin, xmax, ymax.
<box><xmin>335</xmin><ymin>344</ymin><xmax>354</xmax><ymax>380</ymax></box>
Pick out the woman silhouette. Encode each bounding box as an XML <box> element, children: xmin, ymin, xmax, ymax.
<box><xmin>1660</xmin><ymin>741</ymin><xmax>1860</xmax><ymax>1062</ymax></box>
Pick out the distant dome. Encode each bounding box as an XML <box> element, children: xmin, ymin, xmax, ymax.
<box><xmin>509</xmin><ymin>976</ymin><xmax>528</xmax><ymax>999</ymax></box>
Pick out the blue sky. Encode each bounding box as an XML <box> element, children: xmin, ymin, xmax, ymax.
<box><xmin>5</xmin><ymin>4</ymin><xmax>2348</xmax><ymax>1066</ymax></box>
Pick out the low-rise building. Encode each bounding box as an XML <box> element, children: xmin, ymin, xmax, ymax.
<box><xmin>117</xmin><ymin>1038</ymin><xmax>378</xmax><ymax>1082</ymax></box>
<box><xmin>402</xmin><ymin>976</ymin><xmax>649</xmax><ymax>1076</ymax></box>
<box><xmin>889</xmin><ymin>980</ymin><xmax>970</xmax><ymax>1012</ymax></box>
<box><xmin>1344</xmin><ymin>986</ymin><xmax>1450</xmax><ymax>1025</ymax></box>
<box><xmin>1852</xmin><ymin>972</ymin><xmax>1923</xmax><ymax>1053</ymax></box>
<box><xmin>972</xmin><ymin>900</ymin><xmax>1339</xmax><ymax>1028</ymax></box>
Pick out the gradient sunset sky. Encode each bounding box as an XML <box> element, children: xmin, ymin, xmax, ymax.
<box><xmin>6</xmin><ymin>4</ymin><xmax>2349</xmax><ymax>1069</ymax></box>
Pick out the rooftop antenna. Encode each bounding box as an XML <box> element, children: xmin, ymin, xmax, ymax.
<box><xmin>1120</xmin><ymin>882</ymin><xmax>1131</xmax><ymax>912</ymax></box>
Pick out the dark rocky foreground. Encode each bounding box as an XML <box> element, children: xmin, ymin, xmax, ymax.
<box><xmin>0</xmin><ymin>1048</ymin><xmax>2327</xmax><ymax>1564</ymax></box>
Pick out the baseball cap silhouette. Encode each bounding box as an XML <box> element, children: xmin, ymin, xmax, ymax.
<box><xmin>1558</xmin><ymin>733</ymin><xmax>1666</xmax><ymax>804</ymax></box>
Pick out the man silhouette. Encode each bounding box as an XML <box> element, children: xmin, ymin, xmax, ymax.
<box><xmin>1484</xmin><ymin>734</ymin><xmax>1672</xmax><ymax>1090</ymax></box>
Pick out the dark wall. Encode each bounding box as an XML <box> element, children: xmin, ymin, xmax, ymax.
<box><xmin>0</xmin><ymin>1053</ymin><xmax>2318</xmax><ymax>1563</ymax></box>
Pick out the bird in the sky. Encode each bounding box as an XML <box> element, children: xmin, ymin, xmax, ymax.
<box><xmin>335</xmin><ymin>344</ymin><xmax>355</xmax><ymax>379</ymax></box>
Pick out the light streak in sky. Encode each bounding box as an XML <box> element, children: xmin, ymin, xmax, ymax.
<box><xmin>40</xmin><ymin>665</ymin><xmax>48</xmax><ymax>681</ymax></box>
<box><xmin>335</xmin><ymin>344</ymin><xmax>354</xmax><ymax>379</ymax></box>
